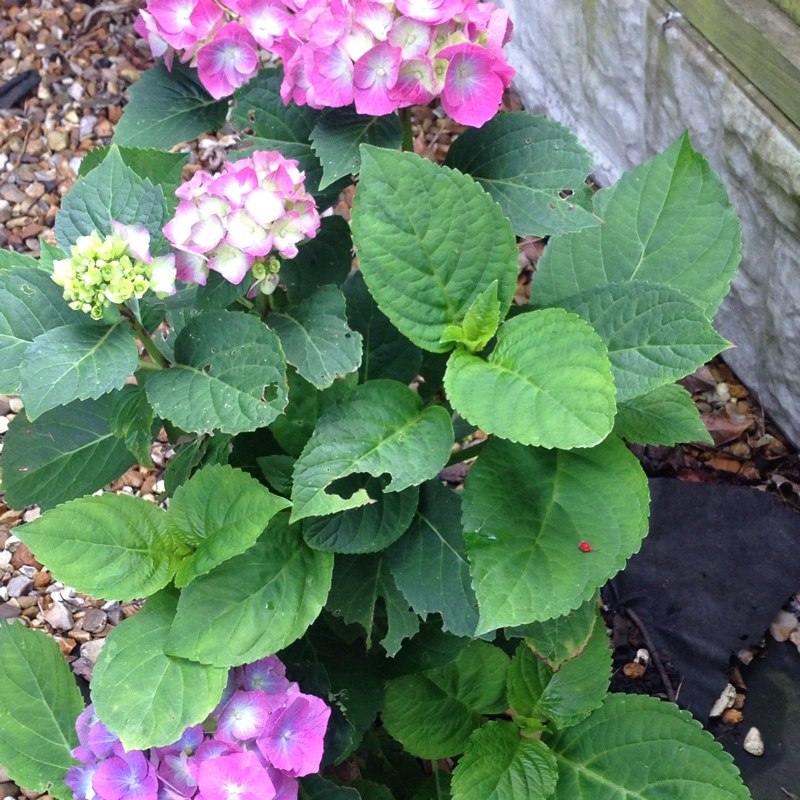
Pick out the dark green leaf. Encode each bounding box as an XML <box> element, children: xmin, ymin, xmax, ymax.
<box><xmin>1</xmin><ymin>395</ymin><xmax>136</xmax><ymax>512</ymax></box>
<box><xmin>0</xmin><ymin>250</ymin><xmax>38</xmax><ymax>270</ymax></box>
<box><xmin>299</xmin><ymin>775</ymin><xmax>361</xmax><ymax>800</ymax></box>
<box><xmin>108</xmin><ymin>383</ymin><xmax>156</xmax><ymax>467</ymax></box>
<box><xmin>112</xmin><ymin>60</ymin><xmax>229</xmax><ymax>149</ymax></box>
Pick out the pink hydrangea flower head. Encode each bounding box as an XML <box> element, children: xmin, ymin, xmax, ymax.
<box><xmin>389</xmin><ymin>56</ymin><xmax>437</xmax><ymax>105</ymax></box>
<box><xmin>387</xmin><ymin>16</ymin><xmax>433</xmax><ymax>58</ymax></box>
<box><xmin>195</xmin><ymin>738</ymin><xmax>238</xmax><ymax>764</ymax></box>
<box><xmin>241</xmin><ymin>656</ymin><xmax>290</xmax><ymax>694</ymax></box>
<box><xmin>233</xmin><ymin>0</ymin><xmax>293</xmax><ymax>50</ymax></box>
<box><xmin>196</xmin><ymin>22</ymin><xmax>260</xmax><ymax>100</ymax></box>
<box><xmin>197</xmin><ymin>751</ymin><xmax>276</xmax><ymax>800</ymax></box>
<box><xmin>354</xmin><ymin>0</ymin><xmax>394</xmax><ymax>41</ymax></box>
<box><xmin>437</xmin><ymin>42</ymin><xmax>514</xmax><ymax>127</ymax></box>
<box><xmin>311</xmin><ymin>43</ymin><xmax>355</xmax><ymax>108</ymax></box>
<box><xmin>111</xmin><ymin>221</ymin><xmax>152</xmax><ymax>264</ymax></box>
<box><xmin>147</xmin><ymin>0</ymin><xmax>223</xmax><ymax>51</ymax></box>
<box><xmin>92</xmin><ymin>750</ymin><xmax>159</xmax><ymax>800</ymax></box>
<box><xmin>281</xmin><ymin>45</ymin><xmax>316</xmax><ymax>107</ymax></box>
<box><xmin>174</xmin><ymin>248</ymin><xmax>209</xmax><ymax>285</ymax></box>
<box><xmin>134</xmin><ymin>9</ymin><xmax>173</xmax><ymax>69</ymax></box>
<box><xmin>156</xmin><ymin>749</ymin><xmax>199</xmax><ymax>797</ymax></box>
<box><xmin>267</xmin><ymin>766</ymin><xmax>300</xmax><ymax>800</ymax></box>
<box><xmin>256</xmin><ymin>694</ymin><xmax>330</xmax><ymax>777</ymax></box>
<box><xmin>209</xmin><ymin>167</ymin><xmax>260</xmax><ymax>209</ymax></box>
<box><xmin>353</xmin><ymin>42</ymin><xmax>403</xmax><ymax>116</ymax></box>
<box><xmin>208</xmin><ymin>242</ymin><xmax>254</xmax><ymax>284</ymax></box>
<box><xmin>176</xmin><ymin>170</ymin><xmax>215</xmax><ymax>202</ymax></box>
<box><xmin>217</xmin><ymin>690</ymin><xmax>275</xmax><ymax>743</ymax></box>
<box><xmin>396</xmin><ymin>0</ymin><xmax>465</xmax><ymax>24</ymax></box>
<box><xmin>225</xmin><ymin>209</ymin><xmax>274</xmax><ymax>257</ymax></box>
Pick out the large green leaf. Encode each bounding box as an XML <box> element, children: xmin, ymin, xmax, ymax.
<box><xmin>112</xmin><ymin>60</ymin><xmax>229</xmax><ymax>149</ymax></box>
<box><xmin>548</xmin><ymin>694</ymin><xmax>750</xmax><ymax>798</ymax></box>
<box><xmin>91</xmin><ymin>586</ymin><xmax>228</xmax><ymax>750</ymax></box>
<box><xmin>1</xmin><ymin>395</ymin><xmax>136</xmax><ymax>512</ymax></box>
<box><xmin>303</xmin><ymin>480</ymin><xmax>419</xmax><ymax>553</ymax></box>
<box><xmin>145</xmin><ymin>310</ymin><xmax>288</xmax><ymax>435</ymax></box>
<box><xmin>0</xmin><ymin>250</ymin><xmax>39</xmax><ymax>270</ymax></box>
<box><xmin>614</xmin><ymin>383</ymin><xmax>713</xmax><ymax>445</ymax></box>
<box><xmin>382</xmin><ymin>641</ymin><xmax>509</xmax><ymax>759</ymax></box>
<box><xmin>445</xmin><ymin>112</ymin><xmax>598</xmax><ymax>237</ymax></box>
<box><xmin>444</xmin><ymin>309</ymin><xmax>616</xmax><ymax>449</ymax></box>
<box><xmin>451</xmin><ymin>722</ymin><xmax>558</xmax><ymax>800</ymax></box>
<box><xmin>0</xmin><ymin>624</ymin><xmax>82</xmax><ymax>799</ymax></box>
<box><xmin>300</xmin><ymin>775</ymin><xmax>361</xmax><ymax>800</ymax></box>
<box><xmin>18</xmin><ymin>493</ymin><xmax>178</xmax><ymax>601</ymax></box>
<box><xmin>21</xmin><ymin>322</ymin><xmax>138</xmax><ymax>419</ymax></box>
<box><xmin>170</xmin><ymin>464</ymin><xmax>291</xmax><ymax>587</ymax></box>
<box><xmin>55</xmin><ymin>146</ymin><xmax>167</xmax><ymax>251</ymax></box>
<box><xmin>388</xmin><ymin>480</ymin><xmax>479</xmax><ymax>638</ymax></box>
<box><xmin>269</xmin><ymin>286</ymin><xmax>363</xmax><ymax>389</ymax></box>
<box><xmin>462</xmin><ymin>436</ymin><xmax>649</xmax><ymax>632</ymax></box>
<box><xmin>505</xmin><ymin>596</ymin><xmax>599</xmax><ymax>671</ymax></box>
<box><xmin>311</xmin><ymin>107</ymin><xmax>403</xmax><ymax>189</ymax></box>
<box><xmin>351</xmin><ymin>146</ymin><xmax>518</xmax><ymax>353</ymax></box>
<box><xmin>290</xmin><ymin>380</ymin><xmax>453</xmax><ymax>522</ymax></box>
<box><xmin>507</xmin><ymin>617</ymin><xmax>611</xmax><ymax>730</ymax></box>
<box><xmin>342</xmin><ymin>272</ymin><xmax>423</xmax><ymax>384</ymax></box>
<box><xmin>531</xmin><ymin>133</ymin><xmax>742</xmax><ymax>316</ymax></box>
<box><xmin>556</xmin><ymin>282</ymin><xmax>729</xmax><ymax>401</ymax></box>
<box><xmin>325</xmin><ymin>552</ymin><xmax>420</xmax><ymax>655</ymax></box>
<box><xmin>108</xmin><ymin>382</ymin><xmax>156</xmax><ymax>467</ymax></box>
<box><xmin>280</xmin><ymin>215</ymin><xmax>353</xmax><ymax>304</ymax></box>
<box><xmin>0</xmin><ymin>267</ymin><xmax>84</xmax><ymax>395</ymax></box>
<box><xmin>166</xmin><ymin>514</ymin><xmax>333</xmax><ymax>667</ymax></box>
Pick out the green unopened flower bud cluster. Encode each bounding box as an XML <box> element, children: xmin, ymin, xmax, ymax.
<box><xmin>53</xmin><ymin>230</ymin><xmax>156</xmax><ymax>319</ymax></box>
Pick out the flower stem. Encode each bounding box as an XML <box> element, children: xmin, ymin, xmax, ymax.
<box><xmin>399</xmin><ymin>107</ymin><xmax>414</xmax><ymax>152</ymax></box>
<box><xmin>446</xmin><ymin>438</ymin><xmax>487</xmax><ymax>466</ymax></box>
<box><xmin>123</xmin><ymin>306</ymin><xmax>169</xmax><ymax>368</ymax></box>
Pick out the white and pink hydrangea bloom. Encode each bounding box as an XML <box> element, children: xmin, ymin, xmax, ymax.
<box><xmin>163</xmin><ymin>150</ymin><xmax>320</xmax><ymax>291</ymax></box>
<box><xmin>136</xmin><ymin>0</ymin><xmax>514</xmax><ymax>127</ymax></box>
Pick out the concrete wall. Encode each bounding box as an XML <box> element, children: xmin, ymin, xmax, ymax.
<box><xmin>498</xmin><ymin>0</ymin><xmax>800</xmax><ymax>446</ymax></box>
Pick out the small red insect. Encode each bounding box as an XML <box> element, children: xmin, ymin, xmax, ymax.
<box><xmin>578</xmin><ymin>541</ymin><xmax>592</xmax><ymax>552</ymax></box>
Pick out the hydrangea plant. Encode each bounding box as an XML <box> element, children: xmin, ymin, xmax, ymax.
<box><xmin>0</xmin><ymin>0</ymin><xmax>753</xmax><ymax>798</ymax></box>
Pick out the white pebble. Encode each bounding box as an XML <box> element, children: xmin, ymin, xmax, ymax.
<box><xmin>22</xmin><ymin>506</ymin><xmax>40</xmax><ymax>523</ymax></box>
<box><xmin>19</xmin><ymin>565</ymin><xmax>36</xmax><ymax>578</ymax></box>
<box><xmin>0</xmin><ymin>418</ymin><xmax>8</xmax><ymax>435</ymax></box>
<box><xmin>78</xmin><ymin>114</ymin><xmax>97</xmax><ymax>139</ymax></box>
<box><xmin>709</xmin><ymin>683</ymin><xmax>737</xmax><ymax>717</ymax></box>
<box><xmin>0</xmin><ymin>587</ymin><xmax>8</xmax><ymax>601</ymax></box>
<box><xmin>8</xmin><ymin>397</ymin><xmax>23</xmax><ymax>413</ymax></box>
<box><xmin>0</xmin><ymin>552</ymin><xmax>11</xmax><ymax>566</ymax></box>
<box><xmin>4</xmin><ymin>534</ymin><xmax>19</xmax><ymax>546</ymax></box>
<box><xmin>153</xmin><ymin>479</ymin><xmax>165</xmax><ymax>494</ymax></box>
<box><xmin>743</xmin><ymin>727</ymin><xmax>764</xmax><ymax>756</ymax></box>
<box><xmin>634</xmin><ymin>648</ymin><xmax>650</xmax><ymax>666</ymax></box>
<box><xmin>769</xmin><ymin>609</ymin><xmax>799</xmax><ymax>642</ymax></box>
<box><xmin>736</xmin><ymin>648</ymin><xmax>755</xmax><ymax>666</ymax></box>
<box><xmin>68</xmin><ymin>83</ymin><xmax>84</xmax><ymax>101</ymax></box>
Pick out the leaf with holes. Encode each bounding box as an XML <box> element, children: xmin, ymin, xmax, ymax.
<box><xmin>445</xmin><ymin>112</ymin><xmax>598</xmax><ymax>237</ymax></box>
<box><xmin>290</xmin><ymin>380</ymin><xmax>453</xmax><ymax>522</ymax></box>
<box><xmin>462</xmin><ymin>436</ymin><xmax>649</xmax><ymax>633</ymax></box>
<box><xmin>532</xmin><ymin>133</ymin><xmax>742</xmax><ymax>316</ymax></box>
<box><xmin>21</xmin><ymin>322</ymin><xmax>139</xmax><ymax>419</ymax></box>
<box><xmin>444</xmin><ymin>309</ymin><xmax>616</xmax><ymax>449</ymax></box>
<box><xmin>351</xmin><ymin>146</ymin><xmax>518</xmax><ymax>352</ymax></box>
<box><xmin>91</xmin><ymin>586</ymin><xmax>228</xmax><ymax>750</ymax></box>
<box><xmin>268</xmin><ymin>286</ymin><xmax>362</xmax><ymax>390</ymax></box>
<box><xmin>145</xmin><ymin>310</ymin><xmax>288</xmax><ymax>435</ymax></box>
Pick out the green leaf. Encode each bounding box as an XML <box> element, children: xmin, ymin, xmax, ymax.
<box><xmin>91</xmin><ymin>586</ymin><xmax>228</xmax><ymax>750</ymax></box>
<box><xmin>532</xmin><ymin>133</ymin><xmax>742</xmax><ymax>316</ymax></box>
<box><xmin>0</xmin><ymin>623</ymin><xmax>83</xmax><ymax>799</ymax></box>
<box><xmin>382</xmin><ymin>641</ymin><xmax>509</xmax><ymax>759</ymax></box>
<box><xmin>78</xmin><ymin>145</ymin><xmax>187</xmax><ymax>215</ymax></box>
<box><xmin>18</xmin><ymin>493</ymin><xmax>177</xmax><ymax>601</ymax></box>
<box><xmin>270</xmin><ymin>370</ymin><xmax>357</xmax><ymax>458</ymax></box>
<box><xmin>556</xmin><ymin>282</ymin><xmax>729</xmax><ymax>401</ymax></box>
<box><xmin>112</xmin><ymin>60</ymin><xmax>229</xmax><ymax>149</ymax></box>
<box><xmin>311</xmin><ymin>107</ymin><xmax>403</xmax><ymax>189</ymax></box>
<box><xmin>269</xmin><ymin>286</ymin><xmax>363</xmax><ymax>389</ymax></box>
<box><xmin>351</xmin><ymin>146</ymin><xmax>518</xmax><ymax>353</ymax></box>
<box><xmin>462</xmin><ymin>436</ymin><xmax>649</xmax><ymax>632</ymax></box>
<box><xmin>342</xmin><ymin>272</ymin><xmax>423</xmax><ymax>384</ymax></box>
<box><xmin>388</xmin><ymin>480</ymin><xmax>479</xmax><ymax>638</ymax></box>
<box><xmin>166</xmin><ymin>513</ymin><xmax>333</xmax><ymax>667</ymax></box>
<box><xmin>108</xmin><ymin>383</ymin><xmax>156</xmax><ymax>467</ymax></box>
<box><xmin>145</xmin><ymin>310</ymin><xmax>288</xmax><ymax>435</ymax></box>
<box><xmin>549</xmin><ymin>694</ymin><xmax>750</xmax><ymax>798</ymax></box>
<box><xmin>444</xmin><ymin>309</ymin><xmax>616</xmax><ymax>449</ymax></box>
<box><xmin>0</xmin><ymin>266</ymin><xmax>84</xmax><ymax>394</ymax></box>
<box><xmin>385</xmin><ymin>619</ymin><xmax>470</xmax><ymax>677</ymax></box>
<box><xmin>505</xmin><ymin>596</ymin><xmax>599</xmax><ymax>670</ymax></box>
<box><xmin>299</xmin><ymin>775</ymin><xmax>361</xmax><ymax>800</ymax></box>
<box><xmin>0</xmin><ymin>249</ymin><xmax>39</xmax><ymax>270</ymax></box>
<box><xmin>1</xmin><ymin>395</ymin><xmax>136</xmax><ymax>512</ymax></box>
<box><xmin>21</xmin><ymin>322</ymin><xmax>139</xmax><ymax>419</ymax></box>
<box><xmin>280</xmin><ymin>215</ymin><xmax>353</xmax><ymax>304</ymax></box>
<box><xmin>414</xmin><ymin>772</ymin><xmax>452</xmax><ymax>800</ymax></box>
<box><xmin>303</xmin><ymin>481</ymin><xmax>419</xmax><ymax>553</ymax></box>
<box><xmin>451</xmin><ymin>721</ymin><xmax>558</xmax><ymax>800</ymax></box>
<box><xmin>440</xmin><ymin>281</ymin><xmax>501</xmax><ymax>353</ymax></box>
<box><xmin>258</xmin><ymin>454</ymin><xmax>296</xmax><ymax>495</ymax></box>
<box><xmin>614</xmin><ymin>383</ymin><xmax>713</xmax><ymax>445</ymax></box>
<box><xmin>55</xmin><ymin>146</ymin><xmax>167</xmax><ymax>251</ymax></box>
<box><xmin>507</xmin><ymin>616</ymin><xmax>611</xmax><ymax>729</ymax></box>
<box><xmin>325</xmin><ymin>553</ymin><xmax>419</xmax><ymax>655</ymax></box>
<box><xmin>445</xmin><ymin>112</ymin><xmax>598</xmax><ymax>237</ymax></box>
<box><xmin>170</xmin><ymin>463</ymin><xmax>291</xmax><ymax>587</ymax></box>
<box><xmin>290</xmin><ymin>380</ymin><xmax>453</xmax><ymax>522</ymax></box>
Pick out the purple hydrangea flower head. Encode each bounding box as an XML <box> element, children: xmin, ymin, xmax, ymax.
<box><xmin>196</xmin><ymin>21</ymin><xmax>260</xmax><ymax>99</ymax></box>
<box><xmin>216</xmin><ymin>690</ymin><xmax>274</xmax><ymax>744</ymax></box>
<box><xmin>241</xmin><ymin>656</ymin><xmax>290</xmax><ymax>694</ymax></box>
<box><xmin>92</xmin><ymin>750</ymin><xmax>159</xmax><ymax>800</ymax></box>
<box><xmin>256</xmin><ymin>694</ymin><xmax>330</xmax><ymax>777</ymax></box>
<box><xmin>66</xmin><ymin>761</ymin><xmax>99</xmax><ymax>800</ymax></box>
<box><xmin>197</xmin><ymin>751</ymin><xmax>276</xmax><ymax>800</ymax></box>
<box><xmin>87</xmin><ymin>717</ymin><xmax>123</xmax><ymax>760</ymax></box>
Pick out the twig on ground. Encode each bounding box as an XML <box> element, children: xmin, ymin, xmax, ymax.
<box><xmin>625</xmin><ymin>607</ymin><xmax>677</xmax><ymax>703</ymax></box>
